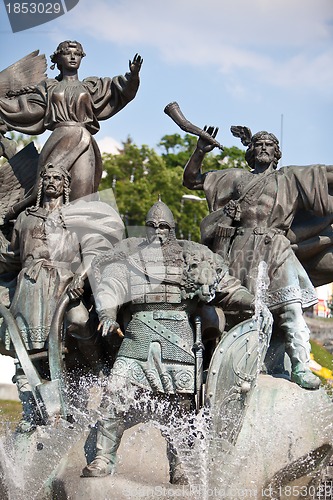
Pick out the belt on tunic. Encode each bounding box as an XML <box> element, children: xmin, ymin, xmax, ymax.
<box><xmin>132</xmin><ymin>310</ymin><xmax>194</xmax><ymax>358</ymax></box>
<box><xmin>53</xmin><ymin>121</ymin><xmax>87</xmax><ymax>129</ymax></box>
<box><xmin>235</xmin><ymin>227</ymin><xmax>286</xmax><ymax>235</ymax></box>
<box><xmin>23</xmin><ymin>259</ymin><xmax>72</xmax><ymax>281</ymax></box>
<box><xmin>235</xmin><ymin>227</ymin><xmax>287</xmax><ymax>243</ymax></box>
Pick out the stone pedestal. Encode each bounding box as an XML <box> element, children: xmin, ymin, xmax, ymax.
<box><xmin>209</xmin><ymin>374</ymin><xmax>333</xmax><ymax>498</ymax></box>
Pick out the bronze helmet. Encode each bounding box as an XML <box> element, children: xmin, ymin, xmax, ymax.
<box><xmin>145</xmin><ymin>200</ymin><xmax>175</xmax><ymax>230</ymax></box>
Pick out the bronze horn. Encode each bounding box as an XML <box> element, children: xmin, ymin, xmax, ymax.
<box><xmin>164</xmin><ymin>102</ymin><xmax>223</xmax><ymax>150</ymax></box>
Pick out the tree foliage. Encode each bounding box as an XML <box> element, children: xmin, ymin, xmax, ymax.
<box><xmin>0</xmin><ymin>131</ymin><xmax>39</xmax><ymax>166</ymax></box>
<box><xmin>100</xmin><ymin>134</ymin><xmax>247</xmax><ymax>241</ymax></box>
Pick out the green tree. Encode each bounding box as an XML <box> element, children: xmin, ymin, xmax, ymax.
<box><xmin>7</xmin><ymin>131</ymin><xmax>39</xmax><ymax>148</ymax></box>
<box><xmin>100</xmin><ymin>134</ymin><xmax>247</xmax><ymax>241</ymax></box>
<box><xmin>0</xmin><ymin>131</ymin><xmax>39</xmax><ymax>166</ymax></box>
<box><xmin>158</xmin><ymin>133</ymin><xmax>197</xmax><ymax>169</ymax></box>
<box><xmin>159</xmin><ymin>134</ymin><xmax>248</xmax><ymax>171</ymax></box>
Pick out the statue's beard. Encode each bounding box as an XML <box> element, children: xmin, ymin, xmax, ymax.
<box><xmin>147</xmin><ymin>228</ymin><xmax>177</xmax><ymax>247</ymax></box>
<box><xmin>148</xmin><ymin>235</ymin><xmax>168</xmax><ymax>246</ymax></box>
<box><xmin>256</xmin><ymin>152</ymin><xmax>271</xmax><ymax>165</ymax></box>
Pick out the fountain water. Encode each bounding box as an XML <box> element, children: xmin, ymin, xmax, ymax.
<box><xmin>0</xmin><ymin>348</ymin><xmax>332</xmax><ymax>499</ymax></box>
<box><xmin>0</xmin><ymin>374</ymin><xmax>105</xmax><ymax>500</ymax></box>
<box><xmin>0</xmin><ymin>254</ymin><xmax>332</xmax><ymax>499</ymax></box>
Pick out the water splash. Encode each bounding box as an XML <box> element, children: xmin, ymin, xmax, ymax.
<box><xmin>158</xmin><ymin>405</ymin><xmax>212</xmax><ymax>497</ymax></box>
<box><xmin>98</xmin><ymin>378</ymin><xmax>214</xmax><ymax>497</ymax></box>
<box><xmin>254</xmin><ymin>261</ymin><xmax>269</xmax><ymax>321</ymax></box>
<box><xmin>0</xmin><ymin>374</ymin><xmax>104</xmax><ymax>500</ymax></box>
<box><xmin>254</xmin><ymin>261</ymin><xmax>271</xmax><ymax>375</ymax></box>
<box><xmin>0</xmin><ymin>307</ymin><xmax>331</xmax><ymax>498</ymax></box>
<box><xmin>0</xmin><ymin>434</ymin><xmax>25</xmax><ymax>499</ymax></box>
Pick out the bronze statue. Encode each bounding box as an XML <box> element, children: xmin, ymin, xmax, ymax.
<box><xmin>81</xmin><ymin>200</ymin><xmax>272</xmax><ymax>482</ymax></box>
<box><xmin>0</xmin><ymin>163</ymin><xmax>124</xmax><ymax>432</ymax></box>
<box><xmin>0</xmin><ymin>41</ymin><xmax>142</xmax><ymax>219</ymax></box>
<box><xmin>181</xmin><ymin>124</ymin><xmax>333</xmax><ymax>390</ymax></box>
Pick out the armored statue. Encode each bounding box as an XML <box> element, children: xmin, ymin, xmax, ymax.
<box><xmin>181</xmin><ymin>122</ymin><xmax>333</xmax><ymax>390</ymax></box>
<box><xmin>0</xmin><ymin>41</ymin><xmax>142</xmax><ymax>219</ymax></box>
<box><xmin>0</xmin><ymin>163</ymin><xmax>124</xmax><ymax>432</ymax></box>
<box><xmin>81</xmin><ymin>200</ymin><xmax>272</xmax><ymax>483</ymax></box>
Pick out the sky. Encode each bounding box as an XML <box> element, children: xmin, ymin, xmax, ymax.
<box><xmin>0</xmin><ymin>0</ymin><xmax>332</xmax><ymax>166</ymax></box>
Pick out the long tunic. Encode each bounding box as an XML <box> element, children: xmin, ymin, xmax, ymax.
<box><xmin>1</xmin><ymin>200</ymin><xmax>124</xmax><ymax>351</ymax></box>
<box><xmin>201</xmin><ymin>165</ymin><xmax>333</xmax><ymax>310</ymax></box>
<box><xmin>8</xmin><ymin>207</ymin><xmax>78</xmax><ymax>350</ymax></box>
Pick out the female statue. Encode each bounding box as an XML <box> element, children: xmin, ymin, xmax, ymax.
<box><xmin>0</xmin><ymin>41</ymin><xmax>142</xmax><ymax>216</ymax></box>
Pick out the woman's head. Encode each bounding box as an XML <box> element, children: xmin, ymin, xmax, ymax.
<box><xmin>50</xmin><ymin>41</ymin><xmax>86</xmax><ymax>78</ymax></box>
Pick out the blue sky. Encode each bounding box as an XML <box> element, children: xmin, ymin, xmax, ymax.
<box><xmin>0</xmin><ymin>0</ymin><xmax>332</xmax><ymax>166</ymax></box>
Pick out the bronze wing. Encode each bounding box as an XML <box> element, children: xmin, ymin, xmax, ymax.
<box><xmin>0</xmin><ymin>142</ymin><xmax>39</xmax><ymax>223</ymax></box>
<box><xmin>0</xmin><ymin>50</ymin><xmax>47</xmax><ymax>98</ymax></box>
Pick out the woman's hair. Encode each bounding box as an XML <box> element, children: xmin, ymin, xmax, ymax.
<box><xmin>6</xmin><ymin>41</ymin><xmax>86</xmax><ymax>97</ymax></box>
<box><xmin>50</xmin><ymin>40</ymin><xmax>86</xmax><ymax>80</ymax></box>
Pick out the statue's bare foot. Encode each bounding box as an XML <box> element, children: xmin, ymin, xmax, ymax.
<box><xmin>81</xmin><ymin>457</ymin><xmax>114</xmax><ymax>477</ymax></box>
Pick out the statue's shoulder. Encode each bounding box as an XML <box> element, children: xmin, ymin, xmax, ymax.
<box><xmin>205</xmin><ymin>168</ymin><xmax>234</xmax><ymax>180</ymax></box>
<box><xmin>111</xmin><ymin>237</ymin><xmax>144</xmax><ymax>259</ymax></box>
<box><xmin>207</xmin><ymin>167</ymin><xmax>245</xmax><ymax>177</ymax></box>
<box><xmin>14</xmin><ymin>209</ymin><xmax>28</xmax><ymax>225</ymax></box>
<box><xmin>204</xmin><ymin>167</ymin><xmax>245</xmax><ymax>190</ymax></box>
<box><xmin>92</xmin><ymin>237</ymin><xmax>144</xmax><ymax>281</ymax></box>
<box><xmin>279</xmin><ymin>164</ymin><xmax>326</xmax><ymax>172</ymax></box>
<box><xmin>82</xmin><ymin>76</ymin><xmax>99</xmax><ymax>85</ymax></box>
<box><xmin>277</xmin><ymin>164</ymin><xmax>327</xmax><ymax>182</ymax></box>
<box><xmin>37</xmin><ymin>78</ymin><xmax>58</xmax><ymax>90</ymax></box>
<box><xmin>82</xmin><ymin>76</ymin><xmax>111</xmax><ymax>88</ymax></box>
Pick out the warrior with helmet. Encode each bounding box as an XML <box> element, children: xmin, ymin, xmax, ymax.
<box><xmin>82</xmin><ymin>200</ymin><xmax>271</xmax><ymax>483</ymax></box>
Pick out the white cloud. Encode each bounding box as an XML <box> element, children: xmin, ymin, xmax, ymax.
<box><xmin>97</xmin><ymin>136</ymin><xmax>122</xmax><ymax>155</ymax></box>
<box><xmin>64</xmin><ymin>0</ymin><xmax>333</xmax><ymax>92</ymax></box>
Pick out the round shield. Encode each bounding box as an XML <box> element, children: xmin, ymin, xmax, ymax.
<box><xmin>205</xmin><ymin>316</ymin><xmax>271</xmax><ymax>453</ymax></box>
